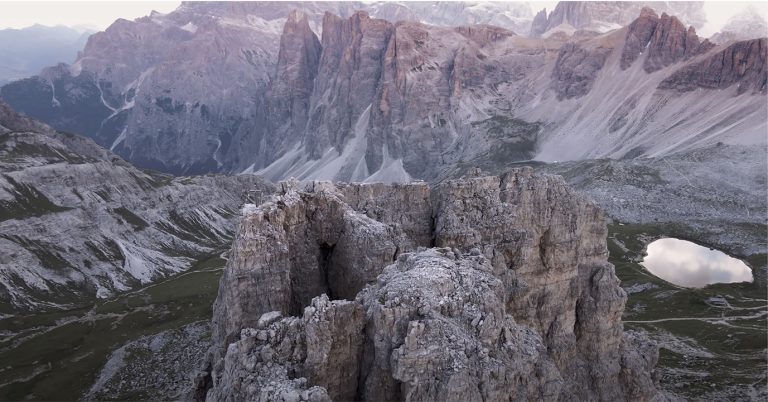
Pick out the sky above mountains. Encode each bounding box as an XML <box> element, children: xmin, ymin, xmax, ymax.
<box><xmin>0</xmin><ymin>1</ymin><xmax>181</xmax><ymax>30</ymax></box>
<box><xmin>0</xmin><ymin>1</ymin><xmax>765</xmax><ymax>36</ymax></box>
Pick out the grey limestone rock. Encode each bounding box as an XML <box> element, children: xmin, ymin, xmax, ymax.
<box><xmin>658</xmin><ymin>38</ymin><xmax>767</xmax><ymax>94</ymax></box>
<box><xmin>202</xmin><ymin>169</ymin><xmax>664</xmax><ymax>401</ymax></box>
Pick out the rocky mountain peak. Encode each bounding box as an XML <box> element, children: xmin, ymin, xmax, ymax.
<box><xmin>260</xmin><ymin>8</ymin><xmax>322</xmax><ymax>170</ymax></box>
<box><xmin>286</xmin><ymin>8</ymin><xmax>306</xmax><ymax>25</ymax></box>
<box><xmin>201</xmin><ymin>170</ymin><xmax>663</xmax><ymax>401</ymax></box>
<box><xmin>2</xmin><ymin>2</ymin><xmax>764</xmax><ymax>180</ymax></box>
<box><xmin>530</xmin><ymin>8</ymin><xmax>547</xmax><ymax>36</ymax></box>
<box><xmin>621</xmin><ymin>8</ymin><xmax>713</xmax><ymax>72</ymax></box>
<box><xmin>304</xmin><ymin>11</ymin><xmax>393</xmax><ymax>160</ymax></box>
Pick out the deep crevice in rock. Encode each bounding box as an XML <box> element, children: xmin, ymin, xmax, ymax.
<box><xmin>319</xmin><ymin>242</ymin><xmax>336</xmax><ymax>300</ymax></box>
<box><xmin>289</xmin><ymin>242</ymin><xmax>341</xmax><ymax>316</ymax></box>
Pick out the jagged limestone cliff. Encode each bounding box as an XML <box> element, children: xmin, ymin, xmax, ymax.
<box><xmin>198</xmin><ymin>169</ymin><xmax>664</xmax><ymax>401</ymax></box>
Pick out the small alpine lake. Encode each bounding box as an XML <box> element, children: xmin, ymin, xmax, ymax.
<box><xmin>641</xmin><ymin>238</ymin><xmax>753</xmax><ymax>288</ymax></box>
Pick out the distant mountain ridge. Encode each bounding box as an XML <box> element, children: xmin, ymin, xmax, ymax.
<box><xmin>709</xmin><ymin>6</ymin><xmax>768</xmax><ymax>44</ymax></box>
<box><xmin>529</xmin><ymin>1</ymin><xmax>706</xmax><ymax>37</ymax></box>
<box><xmin>0</xmin><ymin>24</ymin><xmax>92</xmax><ymax>84</ymax></box>
<box><xmin>0</xmin><ymin>1</ymin><xmax>765</xmax><ymax>181</ymax></box>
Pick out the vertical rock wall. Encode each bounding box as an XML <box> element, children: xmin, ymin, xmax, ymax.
<box><xmin>202</xmin><ymin>169</ymin><xmax>664</xmax><ymax>401</ymax></box>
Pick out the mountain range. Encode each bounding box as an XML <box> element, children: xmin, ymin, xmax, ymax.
<box><xmin>0</xmin><ymin>2</ymin><xmax>766</xmax><ymax>400</ymax></box>
<box><xmin>0</xmin><ymin>100</ymin><xmax>272</xmax><ymax>310</ymax></box>
<box><xmin>1</xmin><ymin>1</ymin><xmax>764</xmax><ymax>181</ymax></box>
<box><xmin>0</xmin><ymin>24</ymin><xmax>92</xmax><ymax>85</ymax></box>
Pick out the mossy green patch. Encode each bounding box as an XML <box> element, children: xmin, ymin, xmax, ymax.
<box><xmin>0</xmin><ymin>253</ymin><xmax>226</xmax><ymax>401</ymax></box>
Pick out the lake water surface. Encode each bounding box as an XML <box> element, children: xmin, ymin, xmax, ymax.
<box><xmin>641</xmin><ymin>238</ymin><xmax>753</xmax><ymax>288</ymax></box>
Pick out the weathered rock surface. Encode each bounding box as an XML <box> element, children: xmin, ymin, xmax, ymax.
<box><xmin>0</xmin><ymin>102</ymin><xmax>274</xmax><ymax>311</ymax></box>
<box><xmin>620</xmin><ymin>7</ymin><xmax>662</xmax><ymax>70</ymax></box>
<box><xmin>621</xmin><ymin>8</ymin><xmax>713</xmax><ymax>72</ymax></box>
<box><xmin>659</xmin><ymin>38</ymin><xmax>767</xmax><ymax>94</ymax></box>
<box><xmin>260</xmin><ymin>10</ymin><xmax>322</xmax><ymax>167</ymax></box>
<box><xmin>643</xmin><ymin>13</ymin><xmax>712</xmax><ymax>72</ymax></box>
<box><xmin>202</xmin><ymin>169</ymin><xmax>664</xmax><ymax>401</ymax></box>
<box><xmin>551</xmin><ymin>42</ymin><xmax>612</xmax><ymax>99</ymax></box>
<box><xmin>530</xmin><ymin>8</ymin><xmax>548</xmax><ymax>37</ymax></box>
<box><xmin>86</xmin><ymin>321</ymin><xmax>212</xmax><ymax>401</ymax></box>
<box><xmin>240</xmin><ymin>8</ymin><xmax>767</xmax><ymax>178</ymax></box>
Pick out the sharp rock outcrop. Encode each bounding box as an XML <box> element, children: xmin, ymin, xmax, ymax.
<box><xmin>621</xmin><ymin>8</ymin><xmax>714</xmax><ymax>72</ymax></box>
<box><xmin>659</xmin><ymin>38</ymin><xmax>767</xmax><ymax>94</ymax></box>
<box><xmin>200</xmin><ymin>169</ymin><xmax>664</xmax><ymax>401</ymax></box>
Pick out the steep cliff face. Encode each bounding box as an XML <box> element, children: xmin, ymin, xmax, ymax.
<box><xmin>253</xmin><ymin>12</ymin><xmax>535</xmax><ymax>182</ymax></box>
<box><xmin>249</xmin><ymin>8</ymin><xmax>766</xmax><ymax>178</ymax></box>
<box><xmin>620</xmin><ymin>8</ymin><xmax>714</xmax><ymax>72</ymax></box>
<box><xmin>643</xmin><ymin>13</ymin><xmax>712</xmax><ymax>72</ymax></box>
<box><xmin>202</xmin><ymin>169</ymin><xmax>663</xmax><ymax>401</ymax></box>
<box><xmin>551</xmin><ymin>42</ymin><xmax>612</xmax><ymax>99</ymax></box>
<box><xmin>307</xmin><ymin>11</ymin><xmax>394</xmax><ymax>160</ymax></box>
<box><xmin>2</xmin><ymin>5</ymin><xmax>766</xmax><ymax>178</ymax></box>
<box><xmin>530</xmin><ymin>8</ymin><xmax>549</xmax><ymax>37</ymax></box>
<box><xmin>260</xmin><ymin>11</ymin><xmax>322</xmax><ymax>168</ymax></box>
<box><xmin>659</xmin><ymin>38</ymin><xmax>767</xmax><ymax>94</ymax></box>
<box><xmin>0</xmin><ymin>64</ymin><xmax>113</xmax><ymax>142</ymax></box>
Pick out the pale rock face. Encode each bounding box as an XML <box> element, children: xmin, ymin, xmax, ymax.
<box><xmin>202</xmin><ymin>169</ymin><xmax>664</xmax><ymax>401</ymax></box>
<box><xmin>0</xmin><ymin>102</ymin><xmax>274</xmax><ymax>310</ymax></box>
<box><xmin>621</xmin><ymin>8</ymin><xmax>714</xmax><ymax>72</ymax></box>
<box><xmin>256</xmin><ymin>8</ymin><xmax>766</xmax><ymax>179</ymax></box>
<box><xmin>258</xmin><ymin>10</ymin><xmax>322</xmax><ymax>168</ymax></box>
<box><xmin>659</xmin><ymin>38</ymin><xmax>767</xmax><ymax>94</ymax></box>
<box><xmin>551</xmin><ymin>42</ymin><xmax>612</xmax><ymax>99</ymax></box>
<box><xmin>306</xmin><ymin>11</ymin><xmax>394</xmax><ymax>161</ymax></box>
